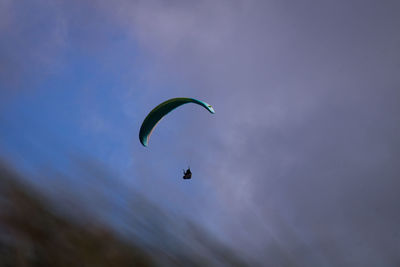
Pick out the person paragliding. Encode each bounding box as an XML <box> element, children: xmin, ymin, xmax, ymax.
<box><xmin>139</xmin><ymin>97</ymin><xmax>214</xmax><ymax>180</ymax></box>
<box><xmin>182</xmin><ymin>167</ymin><xmax>192</xmax><ymax>179</ymax></box>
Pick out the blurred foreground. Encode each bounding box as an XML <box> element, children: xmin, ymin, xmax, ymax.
<box><xmin>0</xmin><ymin>161</ymin><xmax>251</xmax><ymax>267</ymax></box>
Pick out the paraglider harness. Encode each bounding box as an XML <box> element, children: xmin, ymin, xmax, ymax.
<box><xmin>183</xmin><ymin>168</ymin><xmax>192</xmax><ymax>179</ymax></box>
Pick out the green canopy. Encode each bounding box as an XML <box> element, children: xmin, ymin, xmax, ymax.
<box><xmin>139</xmin><ymin>98</ymin><xmax>215</xmax><ymax>147</ymax></box>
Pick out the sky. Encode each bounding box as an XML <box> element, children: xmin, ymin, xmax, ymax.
<box><xmin>1</xmin><ymin>0</ymin><xmax>400</xmax><ymax>265</ymax></box>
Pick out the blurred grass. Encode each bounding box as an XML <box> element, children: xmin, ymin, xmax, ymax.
<box><xmin>0</xmin><ymin>162</ymin><xmax>251</xmax><ymax>267</ymax></box>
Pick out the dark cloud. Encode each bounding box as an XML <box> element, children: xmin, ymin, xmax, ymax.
<box><xmin>114</xmin><ymin>0</ymin><xmax>400</xmax><ymax>265</ymax></box>
<box><xmin>0</xmin><ymin>0</ymin><xmax>123</xmax><ymax>98</ymax></box>
<box><xmin>0</xmin><ymin>1</ymin><xmax>67</xmax><ymax>95</ymax></box>
<box><xmin>1</xmin><ymin>0</ymin><xmax>400</xmax><ymax>265</ymax></box>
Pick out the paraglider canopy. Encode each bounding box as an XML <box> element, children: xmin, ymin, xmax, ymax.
<box><xmin>139</xmin><ymin>97</ymin><xmax>215</xmax><ymax>147</ymax></box>
<box><xmin>139</xmin><ymin>97</ymin><xmax>214</xmax><ymax>181</ymax></box>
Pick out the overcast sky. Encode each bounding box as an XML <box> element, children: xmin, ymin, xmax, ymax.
<box><xmin>1</xmin><ymin>0</ymin><xmax>400</xmax><ymax>265</ymax></box>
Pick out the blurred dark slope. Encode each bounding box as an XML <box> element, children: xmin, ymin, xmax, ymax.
<box><xmin>0</xmin><ymin>162</ymin><xmax>153</xmax><ymax>266</ymax></box>
<box><xmin>0</xmin><ymin>161</ymin><xmax>251</xmax><ymax>267</ymax></box>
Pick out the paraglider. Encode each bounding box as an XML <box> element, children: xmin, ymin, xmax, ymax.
<box><xmin>139</xmin><ymin>97</ymin><xmax>215</xmax><ymax>147</ymax></box>
<box><xmin>183</xmin><ymin>167</ymin><xmax>192</xmax><ymax>179</ymax></box>
<box><xmin>139</xmin><ymin>97</ymin><xmax>215</xmax><ymax>180</ymax></box>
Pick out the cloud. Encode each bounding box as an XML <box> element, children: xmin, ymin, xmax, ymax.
<box><xmin>0</xmin><ymin>1</ymin><xmax>68</xmax><ymax>95</ymax></box>
<box><xmin>2</xmin><ymin>0</ymin><xmax>400</xmax><ymax>264</ymax></box>
<box><xmin>105</xmin><ymin>0</ymin><xmax>400</xmax><ymax>264</ymax></box>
